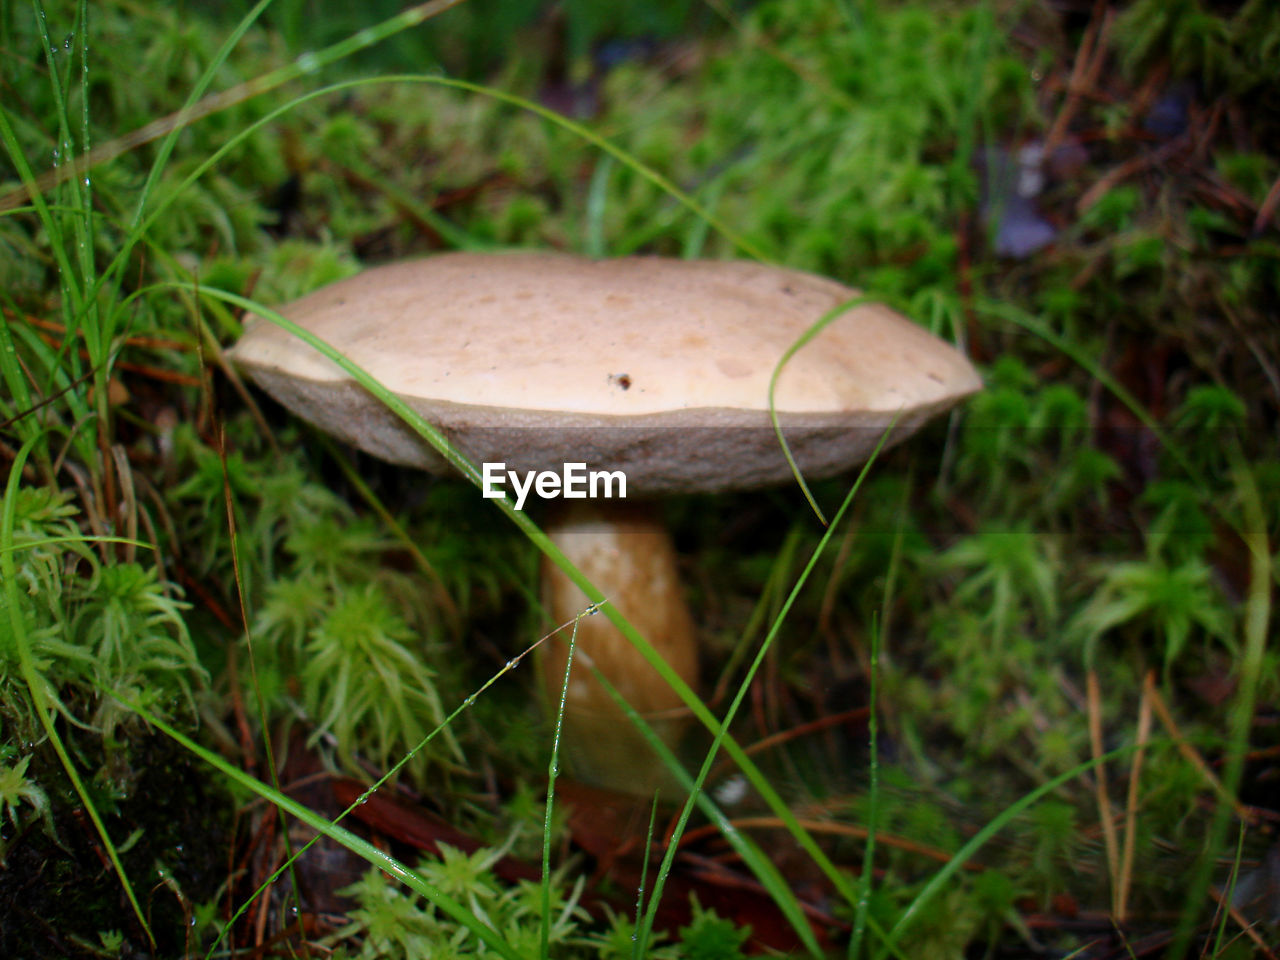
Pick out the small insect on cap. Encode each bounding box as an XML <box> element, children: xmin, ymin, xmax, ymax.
<box><xmin>227</xmin><ymin>252</ymin><xmax>981</xmax><ymax>490</ymax></box>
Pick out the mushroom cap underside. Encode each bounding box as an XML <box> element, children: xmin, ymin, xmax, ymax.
<box><xmin>230</xmin><ymin>252</ymin><xmax>982</xmax><ymax>492</ymax></box>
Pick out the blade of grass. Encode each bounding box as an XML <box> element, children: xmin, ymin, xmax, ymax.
<box><xmin>767</xmin><ymin>295</ymin><xmax>881</xmax><ymax>526</ymax></box>
<box><xmin>1207</xmin><ymin>824</ymin><xmax>1275</xmax><ymax>959</ymax></box>
<box><xmin>851</xmin><ymin>491</ymin><xmax>909</xmax><ymax>959</ymax></box>
<box><xmin>541</xmin><ymin>603</ymin><xmax>587</xmax><ymax>960</ymax></box>
<box><xmin>681</xmin><ymin>174</ymin><xmax>726</xmax><ymax>260</ymax></box>
<box><xmin>978</xmin><ymin>299</ymin><xmax>1199</xmax><ymax>489</ymax></box>
<box><xmin>631</xmin><ymin>794</ymin><xmax>663</xmax><ymax>960</ymax></box>
<box><xmin>848</xmin><ymin>612</ymin><xmax>881</xmax><ymax>960</ymax></box>
<box><xmin>883</xmin><ymin>745</ymin><xmax>1133</xmax><ymax>952</ymax></box>
<box><xmin>32</xmin><ymin>0</ymin><xmax>108</xmax><ymax>472</ymax></box>
<box><xmin>0</xmin><ymin>106</ymin><xmax>83</xmax><ymax>323</ymax></box>
<box><xmin>338</xmin><ymin>152</ymin><xmax>491</xmax><ymax>252</ymax></box>
<box><xmin>709</xmin><ymin>524</ymin><xmax>803</xmax><ymax>705</ymax></box>
<box><xmin>584</xmin><ymin>153</ymin><xmax>615</xmax><ymax>260</ymax></box>
<box><xmin>0</xmin><ymin>301</ymin><xmax>42</xmax><ymax>451</ymax></box>
<box><xmin>317</xmin><ymin>433</ymin><xmax>461</xmax><ymax>634</ymax></box>
<box><xmin>0</xmin><ymin>104</ymin><xmax>98</xmax><ymax>469</ymax></box>
<box><xmin>127</xmin><ymin>0</ymin><xmax>276</xmax><ymax>234</ymax></box>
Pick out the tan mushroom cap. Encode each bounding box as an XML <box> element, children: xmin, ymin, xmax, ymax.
<box><xmin>229</xmin><ymin>252</ymin><xmax>981</xmax><ymax>492</ymax></box>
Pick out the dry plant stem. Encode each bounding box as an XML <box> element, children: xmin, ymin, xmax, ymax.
<box><xmin>1043</xmin><ymin>0</ymin><xmax>1112</xmax><ymax>159</ymax></box>
<box><xmin>1126</xmin><ymin>60</ymin><xmax>1170</xmax><ymax>132</ymax></box>
<box><xmin>109</xmin><ymin>444</ymin><xmax>138</xmax><ymax>563</ymax></box>
<box><xmin>1254</xmin><ymin>173</ymin><xmax>1280</xmax><ymax>234</ymax></box>
<box><xmin>1116</xmin><ymin>670</ymin><xmax>1155</xmax><ymax>922</ymax></box>
<box><xmin>677</xmin><ymin>816</ymin><xmax>985</xmax><ymax>871</ymax></box>
<box><xmin>1077</xmin><ymin>135</ymin><xmax>1187</xmax><ymax>214</ymax></box>
<box><xmin>704</xmin><ymin>705</ymin><xmax>871</xmax><ymax>787</ymax></box>
<box><xmin>1207</xmin><ymin>885</ymin><xmax>1279</xmax><ymax>960</ymax></box>
<box><xmin>205</xmin><ymin>332</ymin><xmax>281</xmax><ymax>460</ymax></box>
<box><xmin>1147</xmin><ymin>678</ymin><xmax>1255</xmax><ymax>825</ymax></box>
<box><xmin>1087</xmin><ymin>668</ymin><xmax>1121</xmax><ymax>913</ymax></box>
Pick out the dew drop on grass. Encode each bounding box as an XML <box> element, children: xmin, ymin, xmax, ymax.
<box><xmin>505</xmin><ymin>659</ymin><xmax>517</xmax><ymax>671</ymax></box>
<box><xmin>295</xmin><ymin>51</ymin><xmax>320</xmax><ymax>74</ymax></box>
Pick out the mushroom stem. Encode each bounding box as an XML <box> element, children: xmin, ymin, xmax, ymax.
<box><xmin>541</xmin><ymin>501</ymin><xmax>699</xmax><ymax>794</ymax></box>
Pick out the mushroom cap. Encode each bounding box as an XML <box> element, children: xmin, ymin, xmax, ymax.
<box><xmin>229</xmin><ymin>252</ymin><xmax>981</xmax><ymax>493</ymax></box>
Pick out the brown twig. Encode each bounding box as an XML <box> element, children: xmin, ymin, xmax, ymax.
<box><xmin>1253</xmin><ymin>173</ymin><xmax>1280</xmax><ymax>234</ymax></box>
<box><xmin>1043</xmin><ymin>0</ymin><xmax>1112</xmax><ymax>160</ymax></box>
<box><xmin>1116</xmin><ymin>669</ymin><xmax>1154</xmax><ymax>922</ymax></box>
<box><xmin>1076</xmin><ymin>135</ymin><xmax>1187</xmax><ymax>215</ymax></box>
<box><xmin>1087</xmin><ymin>668</ymin><xmax>1122</xmax><ymax>914</ymax></box>
<box><xmin>1147</xmin><ymin>679</ymin><xmax>1255</xmax><ymax>825</ymax></box>
<box><xmin>1206</xmin><ymin>881</ymin><xmax>1279</xmax><ymax>959</ymax></box>
<box><xmin>677</xmin><ymin>816</ymin><xmax>984</xmax><ymax>870</ymax></box>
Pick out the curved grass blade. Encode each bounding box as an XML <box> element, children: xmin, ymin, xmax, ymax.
<box><xmin>766</xmin><ymin>294</ymin><xmax>880</xmax><ymax>526</ymax></box>
<box><xmin>977</xmin><ymin>300</ymin><xmax>1195</xmax><ymax>488</ymax></box>
<box><xmin>128</xmin><ymin>0</ymin><xmax>276</xmax><ymax>233</ymax></box>
<box><xmin>884</xmin><ymin>746</ymin><xmax>1133</xmax><ymax>951</ymax></box>
<box><xmin>0</xmin><ymin>534</ymin><xmax>151</xmax><ymax>555</ymax></box>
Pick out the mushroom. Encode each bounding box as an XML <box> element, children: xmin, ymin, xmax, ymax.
<box><xmin>228</xmin><ymin>252</ymin><xmax>980</xmax><ymax>793</ymax></box>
